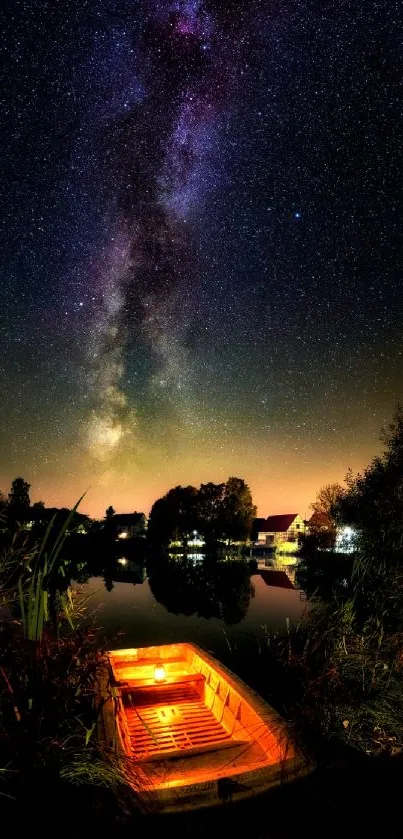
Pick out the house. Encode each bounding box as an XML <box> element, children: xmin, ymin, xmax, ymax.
<box><xmin>252</xmin><ymin>514</ymin><xmax>305</xmax><ymax>551</ymax></box>
<box><xmin>113</xmin><ymin>513</ymin><xmax>146</xmax><ymax>539</ymax></box>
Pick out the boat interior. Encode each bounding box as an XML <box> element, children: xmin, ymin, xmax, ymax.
<box><xmin>108</xmin><ymin>644</ymin><xmax>290</xmax><ymax>779</ymax></box>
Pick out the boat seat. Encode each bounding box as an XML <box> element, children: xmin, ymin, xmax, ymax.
<box><xmin>117</xmin><ymin>673</ymin><xmax>205</xmax><ymax>691</ymax></box>
<box><xmin>131</xmin><ymin>736</ymin><xmax>247</xmax><ymax>764</ymax></box>
<box><xmin>113</xmin><ymin>655</ymin><xmax>185</xmax><ymax>669</ymax></box>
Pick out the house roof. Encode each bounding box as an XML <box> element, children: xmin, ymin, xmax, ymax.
<box><xmin>257</xmin><ymin>514</ymin><xmax>299</xmax><ymax>533</ymax></box>
<box><xmin>253</xmin><ymin>518</ymin><xmax>269</xmax><ymax>532</ymax></box>
<box><xmin>113</xmin><ymin>513</ymin><xmax>144</xmax><ymax>524</ymax></box>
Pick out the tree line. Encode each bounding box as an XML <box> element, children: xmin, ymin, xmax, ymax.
<box><xmin>0</xmin><ymin>477</ymin><xmax>92</xmax><ymax>533</ymax></box>
<box><xmin>0</xmin><ymin>475</ymin><xmax>256</xmax><ymax>551</ymax></box>
<box><xmin>147</xmin><ymin>476</ymin><xmax>256</xmax><ymax>549</ymax></box>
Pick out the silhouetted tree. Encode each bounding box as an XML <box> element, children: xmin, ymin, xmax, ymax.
<box><xmin>148</xmin><ymin>485</ymin><xmax>198</xmax><ymax>547</ymax></box>
<box><xmin>149</xmin><ymin>477</ymin><xmax>256</xmax><ymax>549</ymax></box>
<box><xmin>104</xmin><ymin>505</ymin><xmax>117</xmax><ymax>538</ymax></box>
<box><xmin>197</xmin><ymin>482</ymin><xmax>226</xmax><ymax>547</ymax></box>
<box><xmin>8</xmin><ymin>477</ymin><xmax>31</xmax><ymax>524</ymax></box>
<box><xmin>221</xmin><ymin>477</ymin><xmax>256</xmax><ymax>544</ymax></box>
<box><xmin>334</xmin><ymin>408</ymin><xmax>403</xmax><ymax>627</ymax></box>
<box><xmin>31</xmin><ymin>501</ymin><xmax>45</xmax><ymax>519</ymax></box>
<box><xmin>311</xmin><ymin>483</ymin><xmax>345</xmax><ymax>519</ymax></box>
<box><xmin>0</xmin><ymin>490</ymin><xmax>7</xmax><ymax>515</ymax></box>
<box><xmin>308</xmin><ymin>482</ymin><xmax>345</xmax><ymax>549</ymax></box>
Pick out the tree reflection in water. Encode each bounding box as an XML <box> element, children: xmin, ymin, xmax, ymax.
<box><xmin>65</xmin><ymin>554</ymin><xmax>146</xmax><ymax>591</ymax></box>
<box><xmin>102</xmin><ymin>560</ymin><xmax>146</xmax><ymax>591</ymax></box>
<box><xmin>147</xmin><ymin>556</ymin><xmax>255</xmax><ymax>625</ymax></box>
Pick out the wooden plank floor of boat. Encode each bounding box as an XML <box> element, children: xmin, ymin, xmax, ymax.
<box><xmin>123</xmin><ymin>683</ymin><xmax>234</xmax><ymax>760</ymax></box>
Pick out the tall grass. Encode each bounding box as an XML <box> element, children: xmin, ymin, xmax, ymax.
<box><xmin>268</xmin><ymin>599</ymin><xmax>403</xmax><ymax>761</ymax></box>
<box><xmin>0</xmin><ymin>503</ymin><xmax>138</xmax><ymax>823</ymax></box>
<box><xmin>17</xmin><ymin>494</ymin><xmax>85</xmax><ymax>642</ymax></box>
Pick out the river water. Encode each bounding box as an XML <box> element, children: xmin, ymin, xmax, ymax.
<box><xmin>82</xmin><ymin>557</ymin><xmax>307</xmax><ymax>688</ymax></box>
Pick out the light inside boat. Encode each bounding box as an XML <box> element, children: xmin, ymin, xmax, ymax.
<box><xmin>154</xmin><ymin>664</ymin><xmax>166</xmax><ymax>682</ymax></box>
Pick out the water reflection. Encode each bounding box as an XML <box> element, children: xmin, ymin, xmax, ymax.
<box><xmin>82</xmin><ymin>568</ymin><xmax>307</xmax><ymax>679</ymax></box>
<box><xmin>258</xmin><ymin>569</ymin><xmax>295</xmax><ymax>589</ymax></box>
<box><xmin>70</xmin><ymin>548</ymin><xmax>308</xmax><ymax>670</ymax></box>
<box><xmin>68</xmin><ymin>552</ymin><xmax>256</xmax><ymax>625</ymax></box>
<box><xmin>103</xmin><ymin>559</ymin><xmax>146</xmax><ymax>591</ymax></box>
<box><xmin>69</xmin><ymin>553</ymin><xmax>301</xmax><ymax>628</ymax></box>
<box><xmin>147</xmin><ymin>556</ymin><xmax>255</xmax><ymax>625</ymax></box>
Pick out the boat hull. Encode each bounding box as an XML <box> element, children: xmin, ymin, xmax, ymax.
<box><xmin>102</xmin><ymin>643</ymin><xmax>308</xmax><ymax>812</ymax></box>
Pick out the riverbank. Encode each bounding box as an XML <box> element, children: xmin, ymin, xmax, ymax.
<box><xmin>4</xmin><ymin>743</ymin><xmax>402</xmax><ymax>838</ymax></box>
<box><xmin>3</xmin><ymin>402</ymin><xmax>403</xmax><ymax>836</ymax></box>
<box><xmin>2</xmin><ymin>558</ymin><xmax>403</xmax><ymax>838</ymax></box>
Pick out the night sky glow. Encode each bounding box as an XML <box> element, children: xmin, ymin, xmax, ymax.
<box><xmin>1</xmin><ymin>1</ymin><xmax>402</xmax><ymax>518</ymax></box>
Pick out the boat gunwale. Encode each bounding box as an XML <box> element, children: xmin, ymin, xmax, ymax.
<box><xmin>107</xmin><ymin>642</ymin><xmax>294</xmax><ymax>761</ymax></box>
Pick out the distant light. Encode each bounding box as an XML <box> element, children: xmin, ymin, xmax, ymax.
<box><xmin>117</xmin><ymin>557</ymin><xmax>128</xmax><ymax>566</ymax></box>
<box><xmin>335</xmin><ymin>525</ymin><xmax>356</xmax><ymax>554</ymax></box>
<box><xmin>154</xmin><ymin>664</ymin><xmax>166</xmax><ymax>683</ymax></box>
<box><xmin>294</xmin><ymin>211</ymin><xmax>301</xmax><ymax>219</ymax></box>
<box><xmin>118</xmin><ymin>531</ymin><xmax>128</xmax><ymax>539</ymax></box>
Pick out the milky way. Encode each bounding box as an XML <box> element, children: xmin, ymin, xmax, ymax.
<box><xmin>1</xmin><ymin>0</ymin><xmax>402</xmax><ymax>516</ymax></box>
<box><xmin>86</xmin><ymin>0</ymin><xmax>238</xmax><ymax>462</ymax></box>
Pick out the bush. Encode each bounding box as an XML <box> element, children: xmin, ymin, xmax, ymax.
<box><xmin>268</xmin><ymin>599</ymin><xmax>403</xmax><ymax>762</ymax></box>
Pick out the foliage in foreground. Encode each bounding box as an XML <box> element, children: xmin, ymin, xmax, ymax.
<box><xmin>0</xmin><ymin>508</ymin><xmax>137</xmax><ymax>820</ymax></box>
<box><xmin>333</xmin><ymin>410</ymin><xmax>403</xmax><ymax>629</ymax></box>
<box><xmin>269</xmin><ymin>601</ymin><xmax>403</xmax><ymax>760</ymax></box>
<box><xmin>276</xmin><ymin>410</ymin><xmax>403</xmax><ymax>760</ymax></box>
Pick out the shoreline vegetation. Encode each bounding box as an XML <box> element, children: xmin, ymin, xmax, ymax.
<box><xmin>1</xmin><ymin>410</ymin><xmax>403</xmax><ymax>834</ymax></box>
<box><xmin>0</xmin><ymin>505</ymin><xmax>135</xmax><ymax>824</ymax></box>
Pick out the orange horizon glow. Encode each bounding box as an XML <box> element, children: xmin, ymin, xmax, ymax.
<box><xmin>0</xmin><ymin>405</ymin><xmax>387</xmax><ymax>521</ymax></box>
<box><xmin>0</xmin><ymin>434</ymin><xmax>378</xmax><ymax>520</ymax></box>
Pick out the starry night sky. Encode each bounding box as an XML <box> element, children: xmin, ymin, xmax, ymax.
<box><xmin>1</xmin><ymin>0</ymin><xmax>402</xmax><ymax>518</ymax></box>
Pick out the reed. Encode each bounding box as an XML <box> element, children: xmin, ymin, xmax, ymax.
<box><xmin>17</xmin><ymin>494</ymin><xmax>85</xmax><ymax>642</ymax></box>
<box><xmin>0</xmin><ymin>503</ymin><xmax>137</xmax><ymax>824</ymax></box>
<box><xmin>267</xmin><ymin>600</ymin><xmax>403</xmax><ymax>761</ymax></box>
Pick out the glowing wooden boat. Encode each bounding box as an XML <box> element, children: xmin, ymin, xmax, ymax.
<box><xmin>104</xmin><ymin>643</ymin><xmax>308</xmax><ymax>812</ymax></box>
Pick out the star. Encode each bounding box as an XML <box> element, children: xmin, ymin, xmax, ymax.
<box><xmin>0</xmin><ymin>0</ymin><xmax>400</xmax><ymax>519</ymax></box>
